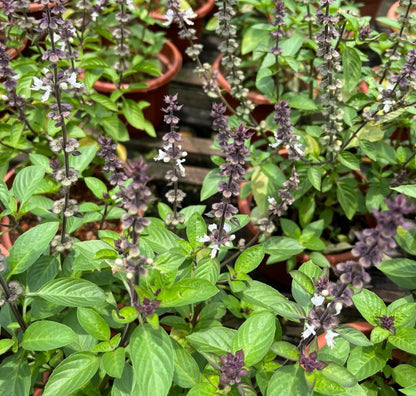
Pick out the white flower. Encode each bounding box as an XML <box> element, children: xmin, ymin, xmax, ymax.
<box><xmin>31</xmin><ymin>77</ymin><xmax>52</xmax><ymax>102</ymax></box>
<box><xmin>208</xmin><ymin>223</ymin><xmax>217</xmax><ymax>232</ymax></box>
<box><xmin>301</xmin><ymin>323</ymin><xmax>316</xmax><ymax>339</ymax></box>
<box><xmin>311</xmin><ymin>294</ymin><xmax>325</xmax><ymax>307</ymax></box>
<box><xmin>197</xmin><ymin>234</ymin><xmax>210</xmax><ymax>243</ymax></box>
<box><xmin>67</xmin><ymin>72</ymin><xmax>84</xmax><ymax>89</ymax></box>
<box><xmin>154</xmin><ymin>149</ymin><xmax>167</xmax><ymax>162</ymax></box>
<box><xmin>267</xmin><ymin>197</ymin><xmax>276</xmax><ymax>205</ymax></box>
<box><xmin>91</xmin><ymin>11</ymin><xmax>99</xmax><ymax>21</ymax></box>
<box><xmin>163</xmin><ymin>9</ymin><xmax>175</xmax><ymax>26</ymax></box>
<box><xmin>325</xmin><ymin>330</ymin><xmax>339</xmax><ymax>348</ymax></box>
<box><xmin>183</xmin><ymin>8</ymin><xmax>197</xmax><ymax>25</ymax></box>
<box><xmin>223</xmin><ymin>223</ymin><xmax>232</xmax><ymax>233</ymax></box>
<box><xmin>176</xmin><ymin>158</ymin><xmax>186</xmax><ymax>177</ymax></box>
<box><xmin>333</xmin><ymin>301</ymin><xmax>343</xmax><ymax>316</ymax></box>
<box><xmin>210</xmin><ymin>244</ymin><xmax>220</xmax><ymax>258</ymax></box>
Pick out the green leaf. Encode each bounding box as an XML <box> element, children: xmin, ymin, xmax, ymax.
<box><xmin>389</xmin><ymin>328</ymin><xmax>416</xmax><ymax>355</ymax></box>
<box><xmin>90</xmin><ymin>93</ymin><xmax>118</xmax><ymax>112</ymax></box>
<box><xmin>343</xmin><ymin>46</ymin><xmax>362</xmax><ymax>92</ymax></box>
<box><xmin>308</xmin><ymin>167</ymin><xmax>322</xmax><ymax>191</ymax></box>
<box><xmin>347</xmin><ymin>346</ymin><xmax>388</xmax><ymax>381</ymax></box>
<box><xmin>186</xmin><ymin>212</ymin><xmax>206</xmax><ymax>249</ymax></box>
<box><xmin>81</xmin><ymin>57</ymin><xmax>109</xmax><ymax>69</ymax></box>
<box><xmin>271</xmin><ymin>341</ymin><xmax>299</xmax><ymax>361</ymax></box>
<box><xmin>43</xmin><ymin>352</ymin><xmax>100</xmax><ymax>396</ymax></box>
<box><xmin>290</xmin><ymin>270</ymin><xmax>314</xmax><ymax>294</ymax></box>
<box><xmin>264</xmin><ymin>236</ymin><xmax>304</xmax><ymax>262</ymax></box>
<box><xmin>0</xmin><ymin>354</ymin><xmax>31</xmax><ymax>396</ymax></box>
<box><xmin>77</xmin><ymin>307</ymin><xmax>111</xmax><ymax>341</ymax></box>
<box><xmin>122</xmin><ymin>98</ymin><xmax>146</xmax><ymax>131</ymax></box>
<box><xmin>133</xmin><ymin>61</ymin><xmax>162</xmax><ymax>76</ymax></box>
<box><xmin>389</xmin><ymin>303</ymin><xmax>416</xmax><ymax>328</ymax></box>
<box><xmin>378</xmin><ymin>258</ymin><xmax>416</xmax><ymax>289</ymax></box>
<box><xmin>336</xmin><ymin>179</ymin><xmax>358</xmax><ymax>220</ymax></box>
<box><xmin>22</xmin><ymin>321</ymin><xmax>77</xmax><ymax>351</ymax></box>
<box><xmin>232</xmin><ymin>312</ymin><xmax>275</xmax><ymax>366</ymax></box>
<box><xmin>321</xmin><ymin>362</ymin><xmax>357</xmax><ymax>388</ymax></box>
<box><xmin>288</xmin><ymin>93</ymin><xmax>318</xmax><ymax>110</ymax></box>
<box><xmin>336</xmin><ymin>325</ymin><xmax>373</xmax><ymax>347</ymax></box>
<box><xmin>392</xmin><ymin>364</ymin><xmax>416</xmax><ymax>388</ymax></box>
<box><xmin>7</xmin><ymin>222</ymin><xmax>59</xmax><ymax>279</ymax></box>
<box><xmin>392</xmin><ymin>184</ymin><xmax>416</xmax><ymax>199</ymax></box>
<box><xmin>172</xmin><ymin>340</ymin><xmax>201</xmax><ymax>388</ymax></box>
<box><xmin>158</xmin><ymin>278</ymin><xmax>218</xmax><ymax>307</ymax></box>
<box><xmin>68</xmin><ymin>144</ymin><xmax>98</xmax><ymax>174</ymax></box>
<box><xmin>267</xmin><ymin>364</ymin><xmax>308</xmax><ymax>396</ymax></box>
<box><xmin>102</xmin><ymin>116</ymin><xmax>129</xmax><ymax>142</ymax></box>
<box><xmin>27</xmin><ymin>255</ymin><xmax>59</xmax><ymax>291</ymax></box>
<box><xmin>130</xmin><ymin>325</ymin><xmax>174</xmax><ymax>396</ymax></box>
<box><xmin>12</xmin><ymin>165</ymin><xmax>45</xmax><ymax>206</ymax></box>
<box><xmin>238</xmin><ymin>280</ymin><xmax>286</xmax><ymax>308</ymax></box>
<box><xmin>200</xmin><ymin>169</ymin><xmax>225</xmax><ymax>201</ymax></box>
<box><xmin>0</xmin><ymin>339</ymin><xmax>14</xmax><ymax>355</ymax></box>
<box><xmin>339</xmin><ymin>152</ymin><xmax>361</xmax><ymax>170</ymax></box>
<box><xmin>352</xmin><ymin>289</ymin><xmax>387</xmax><ymax>326</ymax></box>
<box><xmin>35</xmin><ymin>278</ymin><xmax>106</xmax><ymax>307</ymax></box>
<box><xmin>84</xmin><ymin>177</ymin><xmax>108</xmax><ymax>200</ymax></box>
<box><xmin>102</xmin><ymin>348</ymin><xmax>125</xmax><ymax>379</ymax></box>
<box><xmin>187</xmin><ymin>327</ymin><xmax>236</xmax><ymax>354</ymax></box>
<box><xmin>235</xmin><ymin>245</ymin><xmax>264</xmax><ymax>274</ymax></box>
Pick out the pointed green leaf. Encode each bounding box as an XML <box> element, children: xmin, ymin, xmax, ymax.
<box><xmin>235</xmin><ymin>245</ymin><xmax>264</xmax><ymax>274</ymax></box>
<box><xmin>8</xmin><ymin>222</ymin><xmax>59</xmax><ymax>279</ymax></box>
<box><xmin>43</xmin><ymin>352</ymin><xmax>100</xmax><ymax>396</ymax></box>
<box><xmin>352</xmin><ymin>289</ymin><xmax>387</xmax><ymax>326</ymax></box>
<box><xmin>232</xmin><ymin>312</ymin><xmax>276</xmax><ymax>366</ymax></box>
<box><xmin>77</xmin><ymin>307</ymin><xmax>111</xmax><ymax>341</ymax></box>
<box><xmin>102</xmin><ymin>348</ymin><xmax>125</xmax><ymax>379</ymax></box>
<box><xmin>172</xmin><ymin>340</ymin><xmax>201</xmax><ymax>388</ymax></box>
<box><xmin>267</xmin><ymin>364</ymin><xmax>307</xmax><ymax>396</ymax></box>
<box><xmin>35</xmin><ymin>278</ymin><xmax>106</xmax><ymax>307</ymax></box>
<box><xmin>22</xmin><ymin>321</ymin><xmax>77</xmax><ymax>351</ymax></box>
<box><xmin>130</xmin><ymin>325</ymin><xmax>174</xmax><ymax>396</ymax></box>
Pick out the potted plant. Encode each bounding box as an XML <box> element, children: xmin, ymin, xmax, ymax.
<box><xmin>73</xmin><ymin>0</ymin><xmax>182</xmax><ymax>137</ymax></box>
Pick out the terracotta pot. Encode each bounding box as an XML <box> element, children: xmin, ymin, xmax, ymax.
<box><xmin>91</xmin><ymin>41</ymin><xmax>182</xmax><ymax>136</ymax></box>
<box><xmin>385</xmin><ymin>1</ymin><xmax>416</xmax><ymax>33</ymax></box>
<box><xmin>212</xmin><ymin>55</ymin><xmax>275</xmax><ymax>124</ymax></box>
<box><xmin>150</xmin><ymin>0</ymin><xmax>215</xmax><ymax>61</ymax></box>
<box><xmin>33</xmin><ymin>371</ymin><xmax>50</xmax><ymax>396</ymax></box>
<box><xmin>4</xmin><ymin>39</ymin><xmax>28</xmax><ymax>60</ymax></box>
<box><xmin>357</xmin><ymin>0</ymin><xmax>383</xmax><ymax>21</ymax></box>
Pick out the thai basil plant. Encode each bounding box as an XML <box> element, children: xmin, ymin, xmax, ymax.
<box><xmin>1</xmin><ymin>1</ymin><xmax>416</xmax><ymax>396</ymax></box>
<box><xmin>0</xmin><ymin>86</ymin><xmax>415</xmax><ymax>395</ymax></box>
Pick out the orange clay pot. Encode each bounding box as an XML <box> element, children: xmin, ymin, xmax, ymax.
<box><xmin>91</xmin><ymin>41</ymin><xmax>182</xmax><ymax>136</ymax></box>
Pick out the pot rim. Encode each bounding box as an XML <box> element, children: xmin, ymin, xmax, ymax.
<box><xmin>91</xmin><ymin>40</ymin><xmax>182</xmax><ymax>94</ymax></box>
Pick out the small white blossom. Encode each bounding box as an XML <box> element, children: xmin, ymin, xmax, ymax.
<box><xmin>154</xmin><ymin>149</ymin><xmax>168</xmax><ymax>162</ymax></box>
<box><xmin>302</xmin><ymin>323</ymin><xmax>316</xmax><ymax>339</ymax></box>
<box><xmin>325</xmin><ymin>330</ymin><xmax>339</xmax><ymax>348</ymax></box>
<box><xmin>67</xmin><ymin>72</ymin><xmax>84</xmax><ymax>89</ymax></box>
<box><xmin>208</xmin><ymin>223</ymin><xmax>218</xmax><ymax>232</ymax></box>
<box><xmin>311</xmin><ymin>294</ymin><xmax>325</xmax><ymax>307</ymax></box>
<box><xmin>183</xmin><ymin>8</ymin><xmax>197</xmax><ymax>25</ymax></box>
<box><xmin>30</xmin><ymin>77</ymin><xmax>52</xmax><ymax>102</ymax></box>
<box><xmin>163</xmin><ymin>9</ymin><xmax>175</xmax><ymax>26</ymax></box>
